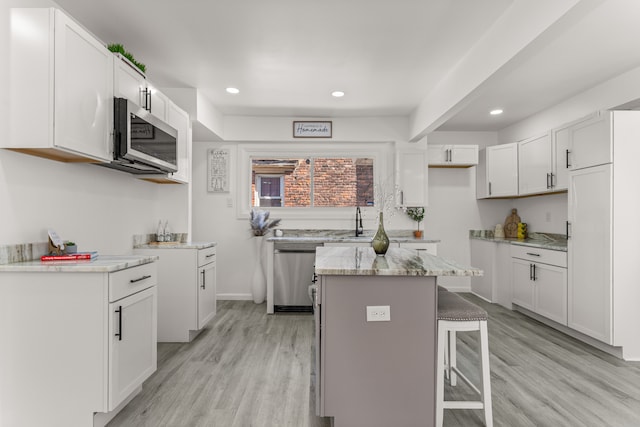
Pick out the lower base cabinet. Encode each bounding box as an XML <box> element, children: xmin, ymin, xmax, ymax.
<box><xmin>470</xmin><ymin>239</ymin><xmax>511</xmax><ymax>308</ymax></box>
<box><xmin>511</xmin><ymin>245</ymin><xmax>567</xmax><ymax>325</ymax></box>
<box><xmin>134</xmin><ymin>246</ymin><xmax>217</xmax><ymax>342</ymax></box>
<box><xmin>0</xmin><ymin>262</ymin><xmax>158</xmax><ymax>427</ymax></box>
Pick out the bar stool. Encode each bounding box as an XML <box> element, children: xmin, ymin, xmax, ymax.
<box><xmin>436</xmin><ymin>292</ymin><xmax>493</xmax><ymax>427</ymax></box>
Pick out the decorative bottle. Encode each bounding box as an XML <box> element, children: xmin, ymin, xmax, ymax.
<box><xmin>372</xmin><ymin>212</ymin><xmax>390</xmax><ymax>255</ymax></box>
<box><xmin>156</xmin><ymin>220</ymin><xmax>164</xmax><ymax>242</ymax></box>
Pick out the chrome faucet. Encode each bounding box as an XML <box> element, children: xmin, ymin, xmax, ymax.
<box><xmin>355</xmin><ymin>207</ymin><xmax>364</xmax><ymax>236</ymax></box>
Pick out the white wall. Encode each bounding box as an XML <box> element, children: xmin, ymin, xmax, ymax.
<box><xmin>0</xmin><ymin>0</ymin><xmax>189</xmax><ymax>254</ymax></box>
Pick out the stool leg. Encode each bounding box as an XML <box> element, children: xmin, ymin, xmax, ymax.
<box><xmin>449</xmin><ymin>330</ymin><xmax>457</xmax><ymax>386</ymax></box>
<box><xmin>479</xmin><ymin>321</ymin><xmax>493</xmax><ymax>427</ymax></box>
<box><xmin>436</xmin><ymin>322</ymin><xmax>446</xmax><ymax>427</ymax></box>
<box><xmin>443</xmin><ymin>331</ymin><xmax>449</xmax><ymax>381</ymax></box>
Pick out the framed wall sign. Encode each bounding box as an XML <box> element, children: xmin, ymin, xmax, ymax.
<box><xmin>293</xmin><ymin>121</ymin><xmax>332</xmax><ymax>138</ymax></box>
<box><xmin>207</xmin><ymin>148</ymin><xmax>230</xmax><ymax>192</ymax></box>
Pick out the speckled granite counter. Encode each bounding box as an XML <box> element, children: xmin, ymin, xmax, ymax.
<box><xmin>315</xmin><ymin>246</ymin><xmax>482</xmax><ymax>276</ymax></box>
<box><xmin>469</xmin><ymin>230</ymin><xmax>567</xmax><ymax>251</ymax></box>
<box><xmin>0</xmin><ymin>255</ymin><xmax>158</xmax><ymax>273</ymax></box>
<box><xmin>267</xmin><ymin>229</ymin><xmax>440</xmax><ymax>244</ymax></box>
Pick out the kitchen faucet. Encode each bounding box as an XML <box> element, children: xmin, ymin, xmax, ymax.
<box><xmin>355</xmin><ymin>207</ymin><xmax>364</xmax><ymax>236</ymax></box>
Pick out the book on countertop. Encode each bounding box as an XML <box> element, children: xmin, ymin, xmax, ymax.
<box><xmin>40</xmin><ymin>252</ymin><xmax>99</xmax><ymax>261</ymax></box>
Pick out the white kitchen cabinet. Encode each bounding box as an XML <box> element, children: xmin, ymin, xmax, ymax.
<box><xmin>396</xmin><ymin>149</ymin><xmax>428</xmax><ymax>207</ymax></box>
<box><xmin>518</xmin><ymin>132</ymin><xmax>553</xmax><ymax>196</ymax></box>
<box><xmin>166</xmin><ymin>101</ymin><xmax>192</xmax><ymax>184</ymax></box>
<box><xmin>109</xmin><ymin>285</ymin><xmax>157</xmax><ymax>409</ymax></box>
<box><xmin>476</xmin><ymin>142</ymin><xmax>518</xmax><ymax>198</ymax></box>
<box><xmin>568</xmin><ymin>111</ymin><xmax>611</xmax><ymax>171</ymax></box>
<box><xmin>7</xmin><ymin>8</ymin><xmax>113</xmax><ymax>163</ymax></box>
<box><xmin>0</xmin><ymin>260</ymin><xmax>157</xmax><ymax>427</ymax></box>
<box><xmin>568</xmin><ymin>164</ymin><xmax>612</xmax><ymax>343</ymax></box>
<box><xmin>511</xmin><ymin>245</ymin><xmax>567</xmax><ymax>325</ymax></box>
<box><xmin>149</xmin><ymin>84</ymin><xmax>171</xmax><ymax>122</ymax></box>
<box><xmin>134</xmin><ymin>245</ymin><xmax>217</xmax><ymax>342</ymax></box>
<box><xmin>114</xmin><ymin>54</ymin><xmax>146</xmax><ymax>109</ymax></box>
<box><xmin>427</xmin><ymin>145</ymin><xmax>478</xmax><ymax>167</ymax></box>
<box><xmin>549</xmin><ymin>113</ymin><xmax>597</xmax><ymax>191</ymax></box>
<box><xmin>470</xmin><ymin>239</ymin><xmax>511</xmax><ymax>308</ymax></box>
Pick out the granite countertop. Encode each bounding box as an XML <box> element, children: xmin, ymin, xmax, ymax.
<box><xmin>134</xmin><ymin>241</ymin><xmax>217</xmax><ymax>250</ymax></box>
<box><xmin>315</xmin><ymin>246</ymin><xmax>482</xmax><ymax>277</ymax></box>
<box><xmin>0</xmin><ymin>255</ymin><xmax>159</xmax><ymax>273</ymax></box>
<box><xmin>267</xmin><ymin>229</ymin><xmax>440</xmax><ymax>244</ymax></box>
<box><xmin>469</xmin><ymin>230</ymin><xmax>567</xmax><ymax>252</ymax></box>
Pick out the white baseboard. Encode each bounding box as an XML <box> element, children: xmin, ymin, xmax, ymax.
<box><xmin>217</xmin><ymin>293</ymin><xmax>253</xmax><ymax>300</ymax></box>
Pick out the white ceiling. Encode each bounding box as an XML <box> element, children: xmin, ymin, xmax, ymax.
<box><xmin>53</xmin><ymin>0</ymin><xmax>640</xmax><ymax>132</ymax></box>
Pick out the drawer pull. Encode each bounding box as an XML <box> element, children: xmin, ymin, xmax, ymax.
<box><xmin>526</xmin><ymin>253</ymin><xmax>541</xmax><ymax>257</ymax></box>
<box><xmin>115</xmin><ymin>306</ymin><xmax>123</xmax><ymax>341</ymax></box>
<box><xmin>205</xmin><ymin>254</ymin><xmax>215</xmax><ymax>258</ymax></box>
<box><xmin>130</xmin><ymin>274</ymin><xmax>152</xmax><ymax>283</ymax></box>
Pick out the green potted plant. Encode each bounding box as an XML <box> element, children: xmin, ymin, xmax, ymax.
<box><xmin>405</xmin><ymin>207</ymin><xmax>425</xmax><ymax>238</ymax></box>
<box><xmin>64</xmin><ymin>241</ymin><xmax>77</xmax><ymax>254</ymax></box>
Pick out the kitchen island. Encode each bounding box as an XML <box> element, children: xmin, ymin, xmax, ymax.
<box><xmin>313</xmin><ymin>246</ymin><xmax>481</xmax><ymax>427</ymax></box>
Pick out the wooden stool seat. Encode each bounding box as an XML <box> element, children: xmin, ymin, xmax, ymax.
<box><xmin>436</xmin><ymin>292</ymin><xmax>493</xmax><ymax>427</ymax></box>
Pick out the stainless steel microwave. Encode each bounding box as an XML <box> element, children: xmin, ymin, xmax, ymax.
<box><xmin>103</xmin><ymin>97</ymin><xmax>178</xmax><ymax>175</ymax></box>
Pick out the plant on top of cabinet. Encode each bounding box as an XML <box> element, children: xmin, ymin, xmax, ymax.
<box><xmin>107</xmin><ymin>43</ymin><xmax>146</xmax><ymax>73</ymax></box>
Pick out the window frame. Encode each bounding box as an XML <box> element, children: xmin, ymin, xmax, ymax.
<box><xmin>238</xmin><ymin>142</ymin><xmax>393</xmax><ymax>220</ymax></box>
<box><xmin>255</xmin><ymin>174</ymin><xmax>285</xmax><ymax>207</ymax></box>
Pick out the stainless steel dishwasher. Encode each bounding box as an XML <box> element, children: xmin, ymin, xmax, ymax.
<box><xmin>273</xmin><ymin>242</ymin><xmax>322</xmax><ymax>312</ymax></box>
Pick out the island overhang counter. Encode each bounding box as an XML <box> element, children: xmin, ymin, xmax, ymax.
<box><xmin>313</xmin><ymin>246</ymin><xmax>482</xmax><ymax>427</ymax></box>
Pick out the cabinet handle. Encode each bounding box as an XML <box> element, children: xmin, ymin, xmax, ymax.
<box><xmin>566</xmin><ymin>221</ymin><xmax>571</xmax><ymax>239</ymax></box>
<box><xmin>526</xmin><ymin>252</ymin><xmax>541</xmax><ymax>257</ymax></box>
<box><xmin>115</xmin><ymin>306</ymin><xmax>123</xmax><ymax>341</ymax></box>
<box><xmin>201</xmin><ymin>270</ymin><xmax>206</xmax><ymax>289</ymax></box>
<box><xmin>550</xmin><ymin>172</ymin><xmax>555</xmax><ymax>188</ymax></box>
<box><xmin>205</xmin><ymin>254</ymin><xmax>215</xmax><ymax>258</ymax></box>
<box><xmin>566</xmin><ymin>149</ymin><xmax>571</xmax><ymax>168</ymax></box>
<box><xmin>400</xmin><ymin>191</ymin><xmax>404</xmax><ymax>205</ymax></box>
<box><xmin>532</xmin><ymin>264</ymin><xmax>537</xmax><ymax>281</ymax></box>
<box><xmin>546</xmin><ymin>173</ymin><xmax>551</xmax><ymax>189</ymax></box>
<box><xmin>147</xmin><ymin>88</ymin><xmax>152</xmax><ymax>112</ymax></box>
<box><xmin>529</xmin><ymin>263</ymin><xmax>533</xmax><ymax>280</ymax></box>
<box><xmin>130</xmin><ymin>274</ymin><xmax>152</xmax><ymax>283</ymax></box>
<box><xmin>488</xmin><ymin>182</ymin><xmax>492</xmax><ymax>196</ymax></box>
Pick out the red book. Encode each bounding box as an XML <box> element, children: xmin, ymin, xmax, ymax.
<box><xmin>40</xmin><ymin>252</ymin><xmax>98</xmax><ymax>261</ymax></box>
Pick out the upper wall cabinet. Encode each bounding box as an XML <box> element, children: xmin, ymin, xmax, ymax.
<box><xmin>427</xmin><ymin>145</ymin><xmax>478</xmax><ymax>167</ymax></box>
<box><xmin>6</xmin><ymin>8</ymin><xmax>113</xmax><ymax>163</ymax></box>
<box><xmin>518</xmin><ymin>132</ymin><xmax>554</xmax><ymax>196</ymax></box>
<box><xmin>114</xmin><ymin>54</ymin><xmax>146</xmax><ymax>109</ymax></box>
<box><xmin>476</xmin><ymin>143</ymin><xmax>518</xmax><ymax>199</ymax></box>
<box><xmin>568</xmin><ymin>111</ymin><xmax>612</xmax><ymax>171</ymax></box>
<box><xmin>114</xmin><ymin>56</ymin><xmax>170</xmax><ymax>122</ymax></box>
<box><xmin>396</xmin><ymin>149</ymin><xmax>428</xmax><ymax>207</ymax></box>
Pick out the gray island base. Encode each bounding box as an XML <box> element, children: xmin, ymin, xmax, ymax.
<box><xmin>313</xmin><ymin>246</ymin><xmax>481</xmax><ymax>427</ymax></box>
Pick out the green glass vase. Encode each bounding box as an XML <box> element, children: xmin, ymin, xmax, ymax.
<box><xmin>372</xmin><ymin>212</ymin><xmax>390</xmax><ymax>256</ymax></box>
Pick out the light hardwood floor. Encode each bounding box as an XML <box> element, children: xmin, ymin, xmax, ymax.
<box><xmin>108</xmin><ymin>295</ymin><xmax>640</xmax><ymax>427</ymax></box>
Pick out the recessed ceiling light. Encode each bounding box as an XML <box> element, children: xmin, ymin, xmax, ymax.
<box><xmin>331</xmin><ymin>91</ymin><xmax>345</xmax><ymax>98</ymax></box>
<box><xmin>490</xmin><ymin>109</ymin><xmax>503</xmax><ymax>115</ymax></box>
<box><xmin>226</xmin><ymin>87</ymin><xmax>240</xmax><ymax>94</ymax></box>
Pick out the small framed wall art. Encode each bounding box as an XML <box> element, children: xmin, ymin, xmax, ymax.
<box><xmin>207</xmin><ymin>148</ymin><xmax>230</xmax><ymax>192</ymax></box>
<box><xmin>293</xmin><ymin>121</ymin><xmax>332</xmax><ymax>138</ymax></box>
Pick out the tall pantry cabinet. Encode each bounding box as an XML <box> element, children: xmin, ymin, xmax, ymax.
<box><xmin>567</xmin><ymin>110</ymin><xmax>640</xmax><ymax>360</ymax></box>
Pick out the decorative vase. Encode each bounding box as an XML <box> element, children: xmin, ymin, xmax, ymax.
<box><xmin>251</xmin><ymin>236</ymin><xmax>266</xmax><ymax>304</ymax></box>
<box><xmin>413</xmin><ymin>230</ymin><xmax>423</xmax><ymax>238</ymax></box>
<box><xmin>372</xmin><ymin>212</ymin><xmax>390</xmax><ymax>256</ymax></box>
<box><xmin>65</xmin><ymin>245</ymin><xmax>77</xmax><ymax>254</ymax></box>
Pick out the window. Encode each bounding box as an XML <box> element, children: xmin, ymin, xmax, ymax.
<box><xmin>251</xmin><ymin>157</ymin><xmax>374</xmax><ymax>208</ymax></box>
<box><xmin>255</xmin><ymin>175</ymin><xmax>284</xmax><ymax>207</ymax></box>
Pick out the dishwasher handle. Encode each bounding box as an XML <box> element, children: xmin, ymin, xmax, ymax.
<box><xmin>274</xmin><ymin>249</ymin><xmax>318</xmax><ymax>254</ymax></box>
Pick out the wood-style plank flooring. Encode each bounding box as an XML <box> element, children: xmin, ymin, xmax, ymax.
<box><xmin>108</xmin><ymin>295</ymin><xmax>640</xmax><ymax>427</ymax></box>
